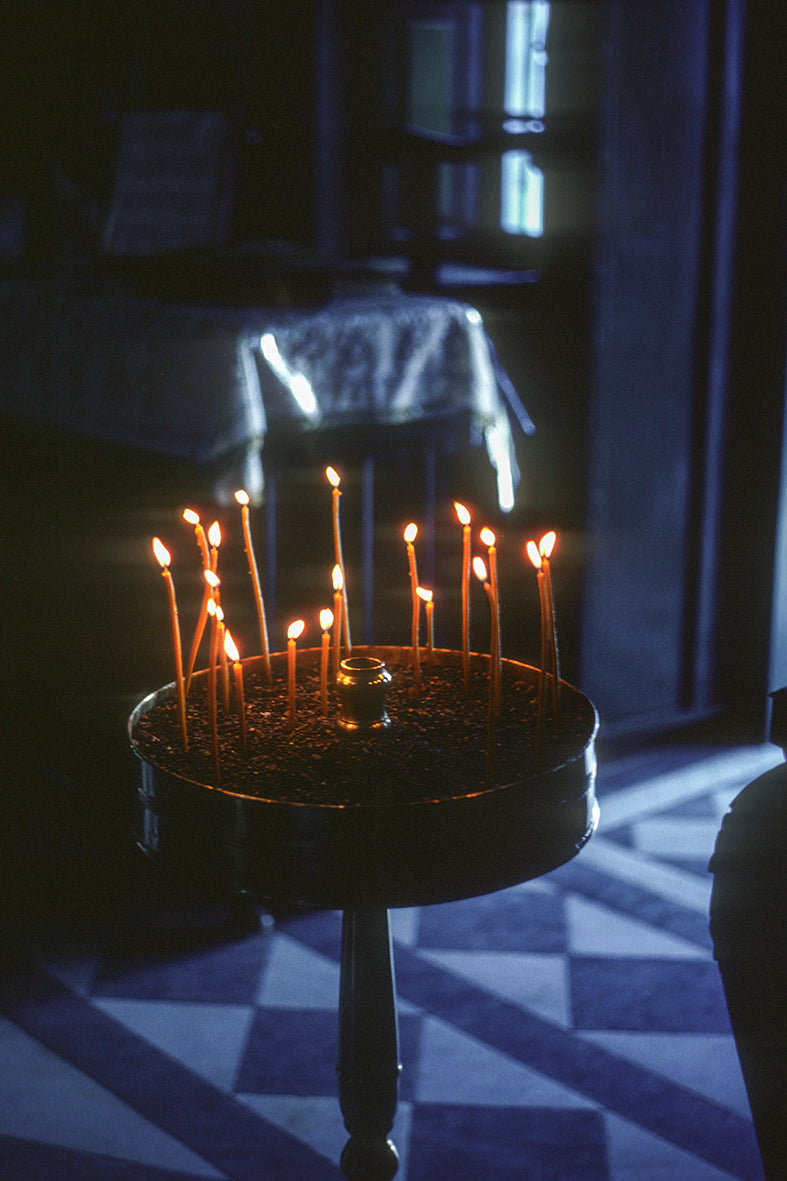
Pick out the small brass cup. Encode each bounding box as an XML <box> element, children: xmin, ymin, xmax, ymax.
<box><xmin>336</xmin><ymin>656</ymin><xmax>392</xmax><ymax>732</ymax></box>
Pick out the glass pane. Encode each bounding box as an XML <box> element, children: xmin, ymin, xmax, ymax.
<box><xmin>505</xmin><ymin>1</ymin><xmax>550</xmax><ymax>119</ymax></box>
<box><xmin>500</xmin><ymin>149</ymin><xmax>544</xmax><ymax>236</ymax></box>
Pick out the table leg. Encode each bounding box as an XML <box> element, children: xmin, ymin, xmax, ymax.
<box><xmin>337</xmin><ymin>907</ymin><xmax>401</xmax><ymax>1180</ymax></box>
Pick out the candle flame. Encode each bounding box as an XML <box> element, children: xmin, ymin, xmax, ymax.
<box><xmin>454</xmin><ymin>501</ymin><xmax>471</xmax><ymax>527</ymax></box>
<box><xmin>204</xmin><ymin>569</ymin><xmax>220</xmax><ymax>589</ymax></box>
<box><xmin>404</xmin><ymin>522</ymin><xmax>418</xmax><ymax>544</ymax></box>
<box><xmin>224</xmin><ymin>629</ymin><xmax>239</xmax><ymax>662</ymax></box>
<box><xmin>480</xmin><ymin>527</ymin><xmax>496</xmax><ymax>548</ymax></box>
<box><xmin>235</xmin><ymin>489</ymin><xmax>249</xmax><ymax>506</ymax></box>
<box><xmin>208</xmin><ymin>521</ymin><xmax>221</xmax><ymax>548</ymax></box>
<box><xmin>216</xmin><ymin>604</ymin><xmax>224</xmax><ymax>623</ymax></box>
<box><xmin>288</xmin><ymin>619</ymin><xmax>305</xmax><ymax>641</ymax></box>
<box><xmin>416</xmin><ymin>586</ymin><xmax>433</xmax><ymax>603</ymax></box>
<box><xmin>332</xmin><ymin>563</ymin><xmax>343</xmax><ymax>591</ymax></box>
<box><xmin>539</xmin><ymin>530</ymin><xmax>557</xmax><ymax>559</ymax></box>
<box><xmin>152</xmin><ymin>537</ymin><xmax>170</xmax><ymax>568</ymax></box>
<box><xmin>526</xmin><ymin>540</ymin><xmax>542</xmax><ymax>569</ymax></box>
<box><xmin>182</xmin><ymin>508</ymin><xmax>200</xmax><ymax>525</ymax></box>
<box><xmin>207</xmin><ymin>597</ymin><xmax>217</xmax><ymax>617</ymax></box>
<box><xmin>326</xmin><ymin>466</ymin><xmax>340</xmax><ymax>488</ymax></box>
<box><xmin>320</xmin><ymin>608</ymin><xmax>334</xmax><ymax>631</ymax></box>
<box><xmin>473</xmin><ymin>556</ymin><xmax>488</xmax><ymax>582</ymax></box>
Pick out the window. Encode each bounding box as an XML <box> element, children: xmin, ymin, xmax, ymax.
<box><xmin>386</xmin><ymin>1</ymin><xmax>550</xmax><ymax>258</ymax></box>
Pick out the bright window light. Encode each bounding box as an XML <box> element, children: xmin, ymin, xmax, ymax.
<box><xmin>501</xmin><ymin>150</ymin><xmax>544</xmax><ymax>236</ymax></box>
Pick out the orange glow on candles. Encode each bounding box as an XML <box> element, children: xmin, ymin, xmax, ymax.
<box><xmin>473</xmin><ymin>555</ymin><xmax>497</xmax><ymax>769</ymax></box>
<box><xmin>331</xmin><ymin>564</ymin><xmax>344</xmax><ymax>681</ymax></box>
<box><xmin>235</xmin><ymin>489</ymin><xmax>271</xmax><ymax>682</ymax></box>
<box><xmin>326</xmin><ymin>466</ymin><xmax>351</xmax><ymax>653</ymax></box>
<box><xmin>287</xmin><ymin>619</ymin><xmax>305</xmax><ymax>730</ymax></box>
<box><xmin>404</xmin><ymin>523</ymin><xmax>421</xmax><ymax>690</ymax></box>
<box><xmin>454</xmin><ymin>502</ymin><xmax>472</xmax><ymax>690</ymax></box>
<box><xmin>538</xmin><ymin>531</ymin><xmax>561</xmax><ymax>726</ymax></box>
<box><xmin>216</xmin><ymin>603</ymin><xmax>230</xmax><ymax>713</ymax></box>
<box><xmin>417</xmin><ymin>587</ymin><xmax>434</xmax><ymax>661</ymax></box>
<box><xmin>183</xmin><ymin>508</ymin><xmax>210</xmax><ymax>568</ymax></box>
<box><xmin>207</xmin><ymin>520</ymin><xmax>221</xmax><ymax>572</ymax></box>
<box><xmin>526</xmin><ymin>541</ymin><xmax>548</xmax><ymax>743</ymax></box>
<box><xmin>152</xmin><ymin>538</ymin><xmax>188</xmax><ymax>751</ymax></box>
<box><xmin>223</xmin><ymin>628</ymin><xmax>247</xmax><ymax>753</ymax></box>
<box><xmin>206</xmin><ymin>595</ymin><xmax>220</xmax><ymax>782</ymax></box>
<box><xmin>473</xmin><ymin>556</ymin><xmax>496</xmax><ymax>666</ymax></box>
<box><xmin>319</xmin><ymin>607</ymin><xmax>333</xmax><ymax>715</ymax></box>
<box><xmin>480</xmin><ymin>528</ymin><xmax>502</xmax><ymax>712</ymax></box>
<box><xmin>527</xmin><ymin>531</ymin><xmax>560</xmax><ymax>735</ymax></box>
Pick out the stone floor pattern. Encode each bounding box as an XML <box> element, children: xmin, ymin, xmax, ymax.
<box><xmin>0</xmin><ymin>740</ymin><xmax>777</xmax><ymax>1179</ymax></box>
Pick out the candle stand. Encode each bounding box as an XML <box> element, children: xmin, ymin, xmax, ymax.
<box><xmin>130</xmin><ymin>648</ymin><xmax>598</xmax><ymax>1179</ymax></box>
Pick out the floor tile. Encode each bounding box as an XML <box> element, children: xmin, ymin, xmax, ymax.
<box><xmin>92</xmin><ymin>998</ymin><xmax>255</xmax><ymax>1091</ymax></box>
<box><xmin>565</xmin><ymin>895</ymin><xmax>707</xmax><ymax>959</ymax></box>
<box><xmin>603</xmin><ymin>1110</ymin><xmax>749</xmax><ymax>1181</ymax></box>
<box><xmin>415</xmin><ymin>1015</ymin><xmax>597</xmax><ymax>1108</ymax></box>
<box><xmin>578</xmin><ymin>1031</ymin><xmax>751</xmax><ymax>1116</ymax></box>
<box><xmin>0</xmin><ymin>1017</ymin><xmax>224</xmax><ymax>1178</ymax></box>
<box><xmin>419</xmin><ymin>948</ymin><xmax>572</xmax><ymax>1027</ymax></box>
<box><xmin>569</xmin><ymin>958</ymin><xmax>733</xmax><ymax>1033</ymax></box>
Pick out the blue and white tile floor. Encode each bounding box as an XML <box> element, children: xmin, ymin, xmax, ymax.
<box><xmin>0</xmin><ymin>740</ymin><xmax>779</xmax><ymax>1179</ymax></box>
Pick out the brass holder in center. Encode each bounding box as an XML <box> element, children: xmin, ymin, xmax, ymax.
<box><xmin>336</xmin><ymin>655</ymin><xmax>392</xmax><ymax>732</ymax></box>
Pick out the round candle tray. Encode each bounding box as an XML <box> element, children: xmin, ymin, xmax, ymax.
<box><xmin>129</xmin><ymin>647</ymin><xmax>599</xmax><ymax>909</ymax></box>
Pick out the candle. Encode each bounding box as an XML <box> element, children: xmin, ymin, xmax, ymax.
<box><xmin>287</xmin><ymin>619</ymin><xmax>305</xmax><ymax>730</ymax></box>
<box><xmin>526</xmin><ymin>540</ymin><xmax>548</xmax><ymax>746</ymax></box>
<box><xmin>539</xmin><ymin>531</ymin><xmax>561</xmax><ymax>727</ymax></box>
<box><xmin>454</xmin><ymin>502</ymin><xmax>472</xmax><ymax>691</ymax></box>
<box><xmin>223</xmin><ymin>628</ymin><xmax>247</xmax><ymax>753</ymax></box>
<box><xmin>207</xmin><ymin>520</ymin><xmax>221</xmax><ymax>574</ymax></box>
<box><xmin>183</xmin><ymin>508</ymin><xmax>210</xmax><ymax>569</ymax></box>
<box><xmin>151</xmin><ymin>538</ymin><xmax>188</xmax><ymax>751</ymax></box>
<box><xmin>473</xmin><ymin>555</ymin><xmax>497</xmax><ymax>772</ymax></box>
<box><xmin>416</xmin><ymin>587</ymin><xmax>434</xmax><ymax>662</ymax></box>
<box><xmin>326</xmin><ymin>466</ymin><xmax>351</xmax><ymax>653</ymax></box>
<box><xmin>404</xmin><ymin>523</ymin><xmax>421</xmax><ymax>690</ymax></box>
<box><xmin>235</xmin><ymin>489</ymin><xmax>271</xmax><ymax>682</ymax></box>
<box><xmin>182</xmin><ymin>519</ymin><xmax>222</xmax><ymax>701</ymax></box>
<box><xmin>216</xmin><ymin>603</ymin><xmax>230</xmax><ymax>713</ymax></box>
<box><xmin>319</xmin><ymin>607</ymin><xmax>334</xmax><ymax>716</ymax></box>
<box><xmin>206</xmin><ymin>594</ymin><xmax>221</xmax><ymax>783</ymax></box>
<box><xmin>480</xmin><ymin>527</ymin><xmax>502</xmax><ymax>713</ymax></box>
<box><xmin>332</xmin><ymin>564</ymin><xmax>344</xmax><ymax>681</ymax></box>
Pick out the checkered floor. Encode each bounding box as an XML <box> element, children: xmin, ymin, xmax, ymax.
<box><xmin>0</xmin><ymin>741</ymin><xmax>778</xmax><ymax>1179</ymax></box>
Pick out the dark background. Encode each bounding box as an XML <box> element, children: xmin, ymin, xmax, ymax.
<box><xmin>0</xmin><ymin>1</ymin><xmax>784</xmax><ymax>840</ymax></box>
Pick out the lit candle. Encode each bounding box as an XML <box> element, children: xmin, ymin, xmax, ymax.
<box><xmin>183</xmin><ymin>508</ymin><xmax>210</xmax><ymax>569</ymax></box>
<box><xmin>183</xmin><ymin>519</ymin><xmax>222</xmax><ymax>700</ymax></box>
<box><xmin>404</xmin><ymin>523</ymin><xmax>421</xmax><ymax>690</ymax></box>
<box><xmin>206</xmin><ymin>594</ymin><xmax>221</xmax><ymax>783</ymax></box>
<box><xmin>151</xmin><ymin>538</ymin><xmax>188</xmax><ymax>751</ymax></box>
<box><xmin>287</xmin><ymin>619</ymin><xmax>305</xmax><ymax>730</ymax></box>
<box><xmin>473</xmin><ymin>555</ymin><xmax>497</xmax><ymax>770</ymax></box>
<box><xmin>539</xmin><ymin>530</ymin><xmax>561</xmax><ymax>727</ymax></box>
<box><xmin>235</xmin><ymin>489</ymin><xmax>271</xmax><ymax>682</ymax></box>
<box><xmin>319</xmin><ymin>607</ymin><xmax>334</xmax><ymax>716</ymax></box>
<box><xmin>208</xmin><ymin>520</ymin><xmax>221</xmax><ymax>574</ymax></box>
<box><xmin>480</xmin><ymin>527</ymin><xmax>502</xmax><ymax>712</ymax></box>
<box><xmin>216</xmin><ymin>603</ymin><xmax>230</xmax><ymax>713</ymax></box>
<box><xmin>454</xmin><ymin>502</ymin><xmax>472</xmax><ymax>691</ymax></box>
<box><xmin>326</xmin><ymin>467</ymin><xmax>351</xmax><ymax>653</ymax></box>
<box><xmin>417</xmin><ymin>587</ymin><xmax>434</xmax><ymax>662</ymax></box>
<box><xmin>526</xmin><ymin>540</ymin><xmax>548</xmax><ymax>744</ymax></box>
<box><xmin>473</xmin><ymin>555</ymin><xmax>496</xmax><ymax>675</ymax></box>
<box><xmin>223</xmin><ymin>628</ymin><xmax>247</xmax><ymax>753</ymax></box>
<box><xmin>332</xmin><ymin>564</ymin><xmax>344</xmax><ymax>681</ymax></box>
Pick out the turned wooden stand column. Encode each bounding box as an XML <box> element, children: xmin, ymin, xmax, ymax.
<box><xmin>337</xmin><ymin>907</ymin><xmax>401</xmax><ymax>1180</ymax></box>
